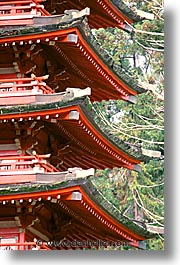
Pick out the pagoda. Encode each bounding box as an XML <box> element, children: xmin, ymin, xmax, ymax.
<box><xmin>0</xmin><ymin>0</ymin><xmax>156</xmax><ymax>250</ymax></box>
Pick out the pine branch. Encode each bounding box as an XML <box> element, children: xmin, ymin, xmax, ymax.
<box><xmin>93</xmin><ymin>104</ymin><xmax>164</xmax><ymax>144</ymax></box>
<box><xmin>133</xmin><ymin>189</ymin><xmax>164</xmax><ymax>225</ymax></box>
<box><xmin>134</xmin><ymin>40</ymin><xmax>164</xmax><ymax>52</ymax></box>
<box><xmin>138</xmin><ymin>182</ymin><xmax>164</xmax><ymax>189</ymax></box>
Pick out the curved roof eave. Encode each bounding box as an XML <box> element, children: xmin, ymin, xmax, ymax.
<box><xmin>43</xmin><ymin>0</ymin><xmax>143</xmax><ymax>28</ymax></box>
<box><xmin>0</xmin><ymin>16</ymin><xmax>146</xmax><ymax>101</ymax></box>
<box><xmin>110</xmin><ymin>0</ymin><xmax>143</xmax><ymax>22</ymax></box>
<box><xmin>0</xmin><ymin>96</ymin><xmax>150</xmax><ymax>165</ymax></box>
<box><xmin>0</xmin><ymin>178</ymin><xmax>155</xmax><ymax>240</ymax></box>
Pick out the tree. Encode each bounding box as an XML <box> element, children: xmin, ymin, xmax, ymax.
<box><xmin>91</xmin><ymin>0</ymin><xmax>164</xmax><ymax>250</ymax></box>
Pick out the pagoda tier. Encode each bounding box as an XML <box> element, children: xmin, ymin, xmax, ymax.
<box><xmin>43</xmin><ymin>0</ymin><xmax>143</xmax><ymax>30</ymax></box>
<box><xmin>0</xmin><ymin>176</ymin><xmax>155</xmax><ymax>250</ymax></box>
<box><xmin>0</xmin><ymin>11</ymin><xmax>145</xmax><ymax>102</ymax></box>
<box><xmin>0</xmin><ymin>94</ymin><xmax>150</xmax><ymax>172</ymax></box>
<box><xmin>0</xmin><ymin>0</ymin><xmax>143</xmax><ymax>30</ymax></box>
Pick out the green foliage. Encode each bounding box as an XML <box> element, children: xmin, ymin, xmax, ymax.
<box><xmin>92</xmin><ymin>0</ymin><xmax>164</xmax><ymax>250</ymax></box>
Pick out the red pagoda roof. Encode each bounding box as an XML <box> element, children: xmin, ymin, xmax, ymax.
<box><xmin>0</xmin><ymin>95</ymin><xmax>150</xmax><ymax>172</ymax></box>
<box><xmin>0</xmin><ymin>177</ymin><xmax>155</xmax><ymax>249</ymax></box>
<box><xmin>0</xmin><ymin>1</ymin><xmax>158</xmax><ymax>251</ymax></box>
<box><xmin>0</xmin><ymin>0</ymin><xmax>143</xmax><ymax>30</ymax></box>
<box><xmin>43</xmin><ymin>0</ymin><xmax>143</xmax><ymax>30</ymax></box>
<box><xmin>0</xmin><ymin>14</ymin><xmax>145</xmax><ymax>102</ymax></box>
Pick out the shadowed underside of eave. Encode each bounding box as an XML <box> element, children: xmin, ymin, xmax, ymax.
<box><xmin>43</xmin><ymin>0</ymin><xmax>143</xmax><ymax>28</ymax></box>
<box><xmin>0</xmin><ymin>16</ymin><xmax>146</xmax><ymax>102</ymax></box>
<box><xmin>0</xmin><ymin>96</ymin><xmax>150</xmax><ymax>169</ymax></box>
<box><xmin>0</xmin><ymin>178</ymin><xmax>155</xmax><ymax>241</ymax></box>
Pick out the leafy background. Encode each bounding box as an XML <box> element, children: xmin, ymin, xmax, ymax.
<box><xmin>90</xmin><ymin>0</ymin><xmax>164</xmax><ymax>250</ymax></box>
